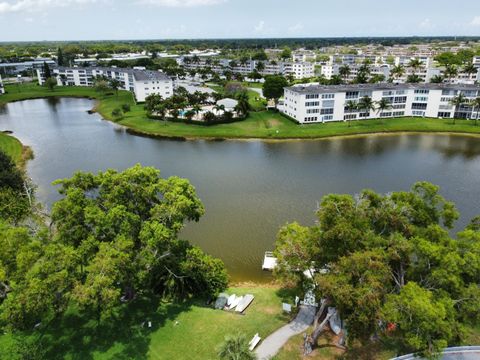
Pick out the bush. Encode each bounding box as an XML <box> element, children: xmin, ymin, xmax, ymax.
<box><xmin>121</xmin><ymin>103</ymin><xmax>131</xmax><ymax>112</ymax></box>
<box><xmin>111</xmin><ymin>108</ymin><xmax>123</xmax><ymax>119</ymax></box>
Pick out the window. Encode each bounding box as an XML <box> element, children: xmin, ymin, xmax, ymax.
<box><xmin>437</xmin><ymin>112</ymin><xmax>451</xmax><ymax>118</ymax></box>
<box><xmin>322</xmin><ymin>100</ymin><xmax>335</xmax><ymax>108</ymax></box>
<box><xmin>344</xmin><ymin>114</ymin><xmax>357</xmax><ymax>120</ymax></box>
<box><xmin>396</xmin><ymin>90</ymin><xmax>406</xmax><ymax>95</ymax></box>
<box><xmin>307</xmin><ymin>109</ymin><xmax>320</xmax><ymax>114</ymax></box>
<box><xmin>346</xmin><ymin>91</ymin><xmax>359</xmax><ymax>99</ymax></box>
<box><xmin>414</xmin><ymin>89</ymin><xmax>429</xmax><ymax>94</ymax></box>
<box><xmin>440</xmin><ymin>97</ymin><xmax>451</xmax><ymax>102</ymax></box>
<box><xmin>439</xmin><ymin>104</ymin><xmax>452</xmax><ymax>110</ymax></box>
<box><xmin>305</xmin><ymin>101</ymin><xmax>320</xmax><ymax>107</ymax></box>
<box><xmin>394</xmin><ymin>96</ymin><xmax>407</xmax><ymax>103</ymax></box>
<box><xmin>392</xmin><ymin>104</ymin><xmax>406</xmax><ymax>109</ymax></box>
<box><xmin>392</xmin><ymin>111</ymin><xmax>405</xmax><ymax>117</ymax></box>
<box><xmin>412</xmin><ymin>110</ymin><xmax>425</xmax><ymax>116</ymax></box>
<box><xmin>382</xmin><ymin>91</ymin><xmax>394</xmax><ymax>96</ymax></box>
<box><xmin>414</xmin><ymin>96</ymin><xmax>428</xmax><ymax>102</ymax></box>
<box><xmin>322</xmin><ymin>93</ymin><xmax>334</xmax><ymax>99</ymax></box>
<box><xmin>322</xmin><ymin>115</ymin><xmax>333</xmax><ymax>121</ymax></box>
<box><xmin>380</xmin><ymin>112</ymin><xmax>392</xmax><ymax>117</ymax></box>
<box><xmin>306</xmin><ymin>94</ymin><xmax>319</xmax><ymax>99</ymax></box>
<box><xmin>320</xmin><ymin>108</ymin><xmax>334</xmax><ymax>115</ymax></box>
<box><xmin>359</xmin><ymin>112</ymin><xmax>370</xmax><ymax>118</ymax></box>
<box><xmin>412</xmin><ymin>103</ymin><xmax>428</xmax><ymax>110</ymax></box>
<box><xmin>304</xmin><ymin>116</ymin><xmax>318</xmax><ymax>122</ymax></box>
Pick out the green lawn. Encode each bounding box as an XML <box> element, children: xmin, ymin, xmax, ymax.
<box><xmin>0</xmin><ymin>286</ymin><xmax>293</xmax><ymax>360</ymax></box>
<box><xmin>0</xmin><ymin>132</ymin><xmax>23</xmax><ymax>163</ymax></box>
<box><xmin>4</xmin><ymin>83</ymin><xmax>480</xmax><ymax>141</ymax></box>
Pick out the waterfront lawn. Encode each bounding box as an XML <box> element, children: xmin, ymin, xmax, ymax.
<box><xmin>0</xmin><ymin>286</ymin><xmax>292</xmax><ymax>360</ymax></box>
<box><xmin>0</xmin><ymin>133</ymin><xmax>23</xmax><ymax>163</ymax></box>
<box><xmin>5</xmin><ymin>83</ymin><xmax>480</xmax><ymax>140</ymax></box>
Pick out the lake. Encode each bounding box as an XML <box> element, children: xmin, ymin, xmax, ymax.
<box><xmin>1</xmin><ymin>97</ymin><xmax>480</xmax><ymax>282</ymax></box>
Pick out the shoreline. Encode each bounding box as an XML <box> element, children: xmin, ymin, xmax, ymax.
<box><xmin>3</xmin><ymin>86</ymin><xmax>480</xmax><ymax>143</ymax></box>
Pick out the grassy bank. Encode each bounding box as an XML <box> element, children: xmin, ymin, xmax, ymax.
<box><xmin>4</xmin><ymin>83</ymin><xmax>480</xmax><ymax>140</ymax></box>
<box><xmin>0</xmin><ymin>285</ymin><xmax>292</xmax><ymax>360</ymax></box>
<box><xmin>0</xmin><ymin>132</ymin><xmax>25</xmax><ymax>164</ymax></box>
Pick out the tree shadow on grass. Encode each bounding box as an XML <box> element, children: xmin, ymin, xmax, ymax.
<box><xmin>37</xmin><ymin>296</ymin><xmax>194</xmax><ymax>360</ymax></box>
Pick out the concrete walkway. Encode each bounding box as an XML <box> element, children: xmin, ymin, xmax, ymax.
<box><xmin>255</xmin><ymin>305</ymin><xmax>316</xmax><ymax>360</ymax></box>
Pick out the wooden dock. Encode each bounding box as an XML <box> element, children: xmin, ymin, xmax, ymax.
<box><xmin>262</xmin><ymin>251</ymin><xmax>277</xmax><ymax>271</ymax></box>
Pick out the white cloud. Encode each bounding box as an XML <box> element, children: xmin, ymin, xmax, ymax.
<box><xmin>470</xmin><ymin>16</ymin><xmax>480</xmax><ymax>26</ymax></box>
<box><xmin>254</xmin><ymin>20</ymin><xmax>265</xmax><ymax>33</ymax></box>
<box><xmin>0</xmin><ymin>0</ymin><xmax>99</xmax><ymax>14</ymax></box>
<box><xmin>419</xmin><ymin>18</ymin><xmax>434</xmax><ymax>30</ymax></box>
<box><xmin>139</xmin><ymin>0</ymin><xmax>226</xmax><ymax>7</ymax></box>
<box><xmin>288</xmin><ymin>22</ymin><xmax>304</xmax><ymax>34</ymax></box>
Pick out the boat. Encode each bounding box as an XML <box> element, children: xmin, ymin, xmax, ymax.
<box><xmin>228</xmin><ymin>295</ymin><xmax>242</xmax><ymax>310</ymax></box>
<box><xmin>235</xmin><ymin>294</ymin><xmax>254</xmax><ymax>313</ymax></box>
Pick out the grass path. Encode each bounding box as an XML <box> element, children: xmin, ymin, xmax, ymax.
<box><xmin>0</xmin><ymin>132</ymin><xmax>23</xmax><ymax>163</ymax></box>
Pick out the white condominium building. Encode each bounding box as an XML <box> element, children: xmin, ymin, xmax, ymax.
<box><xmin>0</xmin><ymin>75</ymin><xmax>4</xmax><ymax>95</ymax></box>
<box><xmin>282</xmin><ymin>83</ymin><xmax>480</xmax><ymax>124</ymax></box>
<box><xmin>36</xmin><ymin>67</ymin><xmax>173</xmax><ymax>102</ymax></box>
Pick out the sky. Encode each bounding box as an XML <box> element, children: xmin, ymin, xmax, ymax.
<box><xmin>0</xmin><ymin>0</ymin><xmax>479</xmax><ymax>41</ymax></box>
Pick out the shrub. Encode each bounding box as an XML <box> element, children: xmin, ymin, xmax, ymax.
<box><xmin>121</xmin><ymin>103</ymin><xmax>131</xmax><ymax>112</ymax></box>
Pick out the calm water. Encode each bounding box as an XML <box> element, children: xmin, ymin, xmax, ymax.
<box><xmin>1</xmin><ymin>98</ymin><xmax>480</xmax><ymax>282</ymax></box>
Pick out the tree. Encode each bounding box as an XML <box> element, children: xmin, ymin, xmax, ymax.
<box><xmin>109</xmin><ymin>78</ymin><xmax>121</xmax><ymax>97</ymax></box>
<box><xmin>470</xmin><ymin>97</ymin><xmax>480</xmax><ymax>125</ymax></box>
<box><xmin>443</xmin><ymin>64</ymin><xmax>458</xmax><ymax>83</ymax></box>
<box><xmin>262</xmin><ymin>75</ymin><xmax>288</xmax><ymax>109</ymax></box>
<box><xmin>344</xmin><ymin>100</ymin><xmax>357</xmax><ymax>127</ymax></box>
<box><xmin>375</xmin><ymin>98</ymin><xmax>392</xmax><ymax>120</ymax></box>
<box><xmin>408</xmin><ymin>57</ymin><xmax>423</xmax><ymax>73</ymax></box>
<box><xmin>57</xmin><ymin>47</ymin><xmax>65</xmax><ymax>66</ymax></box>
<box><xmin>217</xmin><ymin>333</ymin><xmax>256</xmax><ymax>360</ymax></box>
<box><xmin>429</xmin><ymin>75</ymin><xmax>444</xmax><ymax>83</ymax></box>
<box><xmin>357</xmin><ymin>95</ymin><xmax>375</xmax><ymax>118</ymax></box>
<box><xmin>255</xmin><ymin>61</ymin><xmax>265</xmax><ymax>73</ymax></box>
<box><xmin>338</xmin><ymin>64</ymin><xmax>351</xmax><ymax>83</ymax></box>
<box><xmin>381</xmin><ymin>282</ymin><xmax>456</xmax><ymax>356</ymax></box>
<box><xmin>389</xmin><ymin>64</ymin><xmax>405</xmax><ymax>82</ymax></box>
<box><xmin>42</xmin><ymin>62</ymin><xmax>51</xmax><ymax>79</ymax></box>
<box><xmin>44</xmin><ymin>77</ymin><xmax>57</xmax><ymax>91</ymax></box>
<box><xmin>273</xmin><ymin>182</ymin><xmax>472</xmax><ymax>356</ymax></box>
<box><xmin>449</xmin><ymin>93</ymin><xmax>467</xmax><ymax>124</ymax></box>
<box><xmin>462</xmin><ymin>62</ymin><xmax>477</xmax><ymax>80</ymax></box>
<box><xmin>280</xmin><ymin>47</ymin><xmax>292</xmax><ymax>60</ymax></box>
<box><xmin>93</xmin><ymin>78</ymin><xmax>110</xmax><ymax>94</ymax></box>
<box><xmin>406</xmin><ymin>74</ymin><xmax>422</xmax><ymax>83</ymax></box>
<box><xmin>235</xmin><ymin>92</ymin><xmax>250</xmax><ymax>117</ymax></box>
<box><xmin>111</xmin><ymin>108</ymin><xmax>123</xmax><ymax>120</ymax></box>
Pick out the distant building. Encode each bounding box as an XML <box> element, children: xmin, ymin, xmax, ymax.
<box><xmin>36</xmin><ymin>66</ymin><xmax>173</xmax><ymax>102</ymax></box>
<box><xmin>0</xmin><ymin>74</ymin><xmax>4</xmax><ymax>95</ymax></box>
<box><xmin>282</xmin><ymin>83</ymin><xmax>480</xmax><ymax>124</ymax></box>
<box><xmin>0</xmin><ymin>58</ymin><xmax>56</xmax><ymax>76</ymax></box>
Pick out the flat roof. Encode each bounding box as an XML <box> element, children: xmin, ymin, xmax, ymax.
<box><xmin>54</xmin><ymin>66</ymin><xmax>170</xmax><ymax>82</ymax></box>
<box><xmin>285</xmin><ymin>83</ymin><xmax>480</xmax><ymax>94</ymax></box>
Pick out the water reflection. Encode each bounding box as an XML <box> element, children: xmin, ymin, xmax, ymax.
<box><xmin>1</xmin><ymin>98</ymin><xmax>480</xmax><ymax>282</ymax></box>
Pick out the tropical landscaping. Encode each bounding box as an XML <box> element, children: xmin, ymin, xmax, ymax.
<box><xmin>3</xmin><ymin>82</ymin><xmax>480</xmax><ymax>141</ymax></box>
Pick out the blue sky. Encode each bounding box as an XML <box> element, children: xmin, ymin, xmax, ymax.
<box><xmin>0</xmin><ymin>0</ymin><xmax>479</xmax><ymax>41</ymax></box>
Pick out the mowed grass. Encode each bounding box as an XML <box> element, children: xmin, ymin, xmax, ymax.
<box><xmin>4</xmin><ymin>82</ymin><xmax>480</xmax><ymax>140</ymax></box>
<box><xmin>0</xmin><ymin>286</ymin><xmax>292</xmax><ymax>360</ymax></box>
<box><xmin>0</xmin><ymin>132</ymin><xmax>23</xmax><ymax>163</ymax></box>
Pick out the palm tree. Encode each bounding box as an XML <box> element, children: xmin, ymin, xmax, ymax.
<box><xmin>217</xmin><ymin>333</ymin><xmax>256</xmax><ymax>360</ymax></box>
<box><xmin>338</xmin><ymin>64</ymin><xmax>351</xmax><ymax>83</ymax></box>
<box><xmin>344</xmin><ymin>100</ymin><xmax>357</xmax><ymax>127</ymax></box>
<box><xmin>429</xmin><ymin>75</ymin><xmax>444</xmax><ymax>84</ymax></box>
<box><xmin>449</xmin><ymin>93</ymin><xmax>467</xmax><ymax>125</ymax></box>
<box><xmin>408</xmin><ymin>58</ymin><xmax>423</xmax><ymax>73</ymax></box>
<box><xmin>109</xmin><ymin>78</ymin><xmax>121</xmax><ymax>97</ymax></box>
<box><xmin>357</xmin><ymin>95</ymin><xmax>376</xmax><ymax>119</ymax></box>
<box><xmin>192</xmin><ymin>104</ymin><xmax>203</xmax><ymax>120</ymax></box>
<box><xmin>469</xmin><ymin>97</ymin><xmax>480</xmax><ymax>126</ymax></box>
<box><xmin>235</xmin><ymin>92</ymin><xmax>250</xmax><ymax>117</ymax></box>
<box><xmin>389</xmin><ymin>64</ymin><xmax>405</xmax><ymax>83</ymax></box>
<box><xmin>376</xmin><ymin>98</ymin><xmax>393</xmax><ymax>123</ymax></box>
<box><xmin>443</xmin><ymin>64</ymin><xmax>458</xmax><ymax>83</ymax></box>
<box><xmin>255</xmin><ymin>61</ymin><xmax>265</xmax><ymax>72</ymax></box>
<box><xmin>213</xmin><ymin>104</ymin><xmax>225</xmax><ymax>115</ymax></box>
<box><xmin>462</xmin><ymin>62</ymin><xmax>477</xmax><ymax>82</ymax></box>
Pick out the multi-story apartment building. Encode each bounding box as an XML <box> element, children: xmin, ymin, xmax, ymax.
<box><xmin>292</xmin><ymin>49</ymin><xmax>316</xmax><ymax>62</ymax></box>
<box><xmin>282</xmin><ymin>83</ymin><xmax>480</xmax><ymax>124</ymax></box>
<box><xmin>0</xmin><ymin>74</ymin><xmax>4</xmax><ymax>95</ymax></box>
<box><xmin>36</xmin><ymin>67</ymin><xmax>173</xmax><ymax>102</ymax></box>
<box><xmin>180</xmin><ymin>58</ymin><xmax>314</xmax><ymax>80</ymax></box>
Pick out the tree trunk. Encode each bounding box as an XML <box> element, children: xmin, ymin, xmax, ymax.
<box><xmin>313</xmin><ymin>299</ymin><xmax>329</xmax><ymax>329</ymax></box>
<box><xmin>311</xmin><ymin>311</ymin><xmax>334</xmax><ymax>345</ymax></box>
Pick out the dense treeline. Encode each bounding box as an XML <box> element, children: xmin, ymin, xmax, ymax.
<box><xmin>274</xmin><ymin>182</ymin><xmax>480</xmax><ymax>357</ymax></box>
<box><xmin>1</xmin><ymin>36</ymin><xmax>480</xmax><ymax>60</ymax></box>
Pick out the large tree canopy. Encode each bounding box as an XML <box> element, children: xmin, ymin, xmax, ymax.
<box><xmin>274</xmin><ymin>182</ymin><xmax>480</xmax><ymax>357</ymax></box>
<box><xmin>0</xmin><ymin>164</ymin><xmax>227</xmax><ymax>329</ymax></box>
